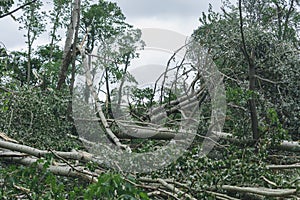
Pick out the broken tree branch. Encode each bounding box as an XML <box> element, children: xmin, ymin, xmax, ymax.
<box><xmin>222</xmin><ymin>185</ymin><xmax>298</xmax><ymax>197</ymax></box>
<box><xmin>0</xmin><ymin>139</ymin><xmax>93</xmax><ymax>162</ymax></box>
<box><xmin>1</xmin><ymin>155</ymin><xmax>98</xmax><ymax>183</ymax></box>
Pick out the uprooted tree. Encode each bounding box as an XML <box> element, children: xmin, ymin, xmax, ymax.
<box><xmin>0</xmin><ymin>0</ymin><xmax>299</xmax><ymax>199</ymax></box>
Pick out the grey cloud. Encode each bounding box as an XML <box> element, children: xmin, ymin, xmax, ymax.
<box><xmin>112</xmin><ymin>0</ymin><xmax>221</xmax><ymax>18</ymax></box>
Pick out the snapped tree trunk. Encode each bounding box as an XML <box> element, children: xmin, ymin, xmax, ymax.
<box><xmin>57</xmin><ymin>0</ymin><xmax>80</xmax><ymax>90</ymax></box>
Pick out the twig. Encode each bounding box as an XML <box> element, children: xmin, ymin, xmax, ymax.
<box><xmin>13</xmin><ymin>184</ymin><xmax>30</xmax><ymax>193</ymax></box>
<box><xmin>255</xmin><ymin>75</ymin><xmax>282</xmax><ymax>84</ymax></box>
<box><xmin>261</xmin><ymin>176</ymin><xmax>278</xmax><ymax>187</ymax></box>
<box><xmin>0</xmin><ymin>132</ymin><xmax>19</xmax><ymax>143</ymax></box>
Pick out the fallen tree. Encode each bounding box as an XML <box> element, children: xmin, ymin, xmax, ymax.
<box><xmin>1</xmin><ymin>137</ymin><xmax>299</xmax><ymax>199</ymax></box>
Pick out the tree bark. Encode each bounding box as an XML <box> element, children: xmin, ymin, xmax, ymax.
<box><xmin>57</xmin><ymin>0</ymin><xmax>80</xmax><ymax>90</ymax></box>
<box><xmin>67</xmin><ymin>0</ymin><xmax>80</xmax><ymax>120</ymax></box>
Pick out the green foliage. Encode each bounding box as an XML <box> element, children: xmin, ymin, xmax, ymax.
<box><xmin>17</xmin><ymin>0</ymin><xmax>46</xmax><ymax>40</ymax></box>
<box><xmin>224</xmin><ymin>87</ymin><xmax>253</xmax><ymax>138</ymax></box>
<box><xmin>0</xmin><ymin>0</ymin><xmax>299</xmax><ymax>199</ymax></box>
<box><xmin>153</xmin><ymin>141</ymin><xmax>299</xmax><ymax>199</ymax></box>
<box><xmin>81</xmin><ymin>0</ymin><xmax>130</xmax><ymax>53</ymax></box>
<box><xmin>0</xmin><ymin>46</ymin><xmax>63</xmax><ymax>88</ymax></box>
<box><xmin>35</xmin><ymin>45</ymin><xmax>63</xmax><ymax>89</ymax></box>
<box><xmin>260</xmin><ymin>108</ymin><xmax>290</xmax><ymax>147</ymax></box>
<box><xmin>1</xmin><ymin>51</ymin><xmax>30</xmax><ymax>87</ymax></box>
<box><xmin>194</xmin><ymin>0</ymin><xmax>300</xmax><ymax>139</ymax></box>
<box><xmin>48</xmin><ymin>0</ymin><xmax>72</xmax><ymax>44</ymax></box>
<box><xmin>0</xmin><ymin>0</ymin><xmax>13</xmax><ymax>17</ymax></box>
<box><xmin>0</xmin><ymin>163</ymin><xmax>149</xmax><ymax>200</ymax></box>
<box><xmin>0</xmin><ymin>159</ymin><xmax>67</xmax><ymax>199</ymax></box>
<box><xmin>84</xmin><ymin>173</ymin><xmax>149</xmax><ymax>200</ymax></box>
<box><xmin>0</xmin><ymin>89</ymin><xmax>79</xmax><ymax>151</ymax></box>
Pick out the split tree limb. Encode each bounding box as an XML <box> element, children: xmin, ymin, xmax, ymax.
<box><xmin>205</xmin><ymin>190</ymin><xmax>241</xmax><ymax>200</ymax></box>
<box><xmin>57</xmin><ymin>0</ymin><xmax>80</xmax><ymax>90</ymax></box>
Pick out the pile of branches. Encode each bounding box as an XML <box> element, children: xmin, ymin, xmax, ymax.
<box><xmin>0</xmin><ymin>133</ymin><xmax>299</xmax><ymax>199</ymax></box>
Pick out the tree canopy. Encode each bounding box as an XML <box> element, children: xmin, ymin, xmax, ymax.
<box><xmin>0</xmin><ymin>0</ymin><xmax>299</xmax><ymax>199</ymax></box>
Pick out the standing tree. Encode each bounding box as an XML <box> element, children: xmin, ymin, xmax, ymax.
<box><xmin>48</xmin><ymin>0</ymin><xmax>71</xmax><ymax>61</ymax></box>
<box><xmin>95</xmin><ymin>28</ymin><xmax>145</xmax><ymax>117</ymax></box>
<box><xmin>193</xmin><ymin>0</ymin><xmax>300</xmax><ymax>141</ymax></box>
<box><xmin>17</xmin><ymin>0</ymin><xmax>45</xmax><ymax>86</ymax></box>
<box><xmin>79</xmin><ymin>0</ymin><xmax>143</xmax><ymax>117</ymax></box>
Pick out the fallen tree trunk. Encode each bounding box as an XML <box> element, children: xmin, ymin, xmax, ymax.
<box><xmin>222</xmin><ymin>185</ymin><xmax>298</xmax><ymax>198</ymax></box>
<box><xmin>266</xmin><ymin>163</ymin><xmax>300</xmax><ymax>170</ymax></box>
<box><xmin>213</xmin><ymin>131</ymin><xmax>300</xmax><ymax>152</ymax></box>
<box><xmin>0</xmin><ymin>139</ymin><xmax>93</xmax><ymax>162</ymax></box>
<box><xmin>1</xmin><ymin>138</ymin><xmax>299</xmax><ymax>199</ymax></box>
<box><xmin>278</xmin><ymin>140</ymin><xmax>300</xmax><ymax>152</ymax></box>
<box><xmin>1</xmin><ymin>155</ymin><xmax>98</xmax><ymax>183</ymax></box>
<box><xmin>72</xmin><ymin>117</ymin><xmax>300</xmax><ymax>152</ymax></box>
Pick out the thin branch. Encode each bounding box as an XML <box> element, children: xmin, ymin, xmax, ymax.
<box><xmin>255</xmin><ymin>75</ymin><xmax>282</xmax><ymax>84</ymax></box>
<box><xmin>261</xmin><ymin>176</ymin><xmax>278</xmax><ymax>187</ymax></box>
<box><xmin>157</xmin><ymin>178</ymin><xmax>197</xmax><ymax>200</ymax></box>
<box><xmin>0</xmin><ymin>0</ymin><xmax>37</xmax><ymax>19</ymax></box>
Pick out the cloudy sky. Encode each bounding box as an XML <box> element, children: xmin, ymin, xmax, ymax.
<box><xmin>0</xmin><ymin>0</ymin><xmax>223</xmax><ymax>51</ymax></box>
<box><xmin>111</xmin><ymin>0</ymin><xmax>222</xmax><ymax>35</ymax></box>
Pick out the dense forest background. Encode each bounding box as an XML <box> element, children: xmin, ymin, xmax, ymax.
<box><xmin>0</xmin><ymin>0</ymin><xmax>299</xmax><ymax>199</ymax></box>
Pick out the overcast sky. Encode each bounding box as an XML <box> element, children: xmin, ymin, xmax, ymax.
<box><xmin>0</xmin><ymin>0</ymin><xmax>223</xmax><ymax>51</ymax></box>
<box><xmin>111</xmin><ymin>0</ymin><xmax>222</xmax><ymax>35</ymax></box>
